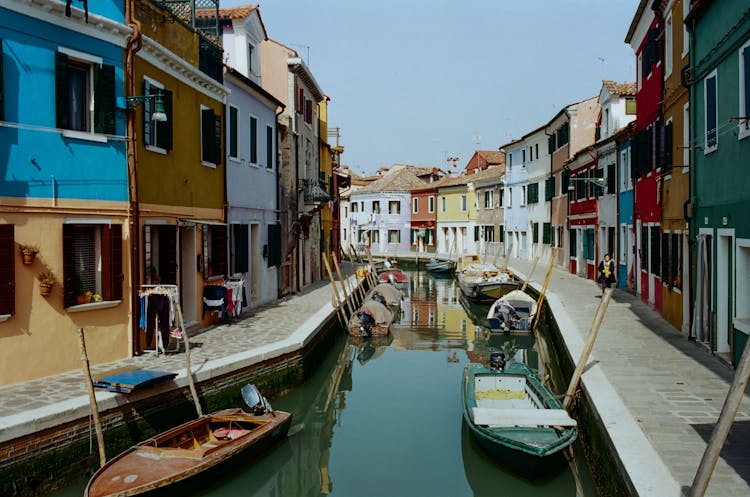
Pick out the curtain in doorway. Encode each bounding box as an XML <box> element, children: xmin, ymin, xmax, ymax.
<box><xmin>691</xmin><ymin>235</ymin><xmax>711</xmax><ymax>343</ymax></box>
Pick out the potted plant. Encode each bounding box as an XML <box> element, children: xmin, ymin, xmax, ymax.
<box><xmin>19</xmin><ymin>244</ymin><xmax>39</xmax><ymax>265</ymax></box>
<box><xmin>37</xmin><ymin>270</ymin><xmax>57</xmax><ymax>296</ymax></box>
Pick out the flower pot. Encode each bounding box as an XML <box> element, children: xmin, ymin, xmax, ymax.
<box><xmin>39</xmin><ymin>283</ymin><xmax>53</xmax><ymax>297</ymax></box>
<box><xmin>22</xmin><ymin>253</ymin><xmax>35</xmax><ymax>265</ymax></box>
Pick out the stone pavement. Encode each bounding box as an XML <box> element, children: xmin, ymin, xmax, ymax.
<box><xmin>509</xmin><ymin>257</ymin><xmax>750</xmax><ymax>497</ymax></box>
<box><xmin>0</xmin><ymin>271</ymin><xmax>358</xmax><ymax>443</ymax></box>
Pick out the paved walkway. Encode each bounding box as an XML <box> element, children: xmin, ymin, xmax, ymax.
<box><xmin>509</xmin><ymin>257</ymin><xmax>750</xmax><ymax>497</ymax></box>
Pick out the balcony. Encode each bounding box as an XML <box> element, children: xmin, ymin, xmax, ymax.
<box><xmin>298</xmin><ymin>179</ymin><xmax>331</xmax><ymax>204</ymax></box>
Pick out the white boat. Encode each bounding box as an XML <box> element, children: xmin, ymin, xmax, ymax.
<box><xmin>486</xmin><ymin>289</ymin><xmax>537</xmax><ymax>332</ymax></box>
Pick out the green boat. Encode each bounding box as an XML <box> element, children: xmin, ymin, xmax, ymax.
<box><xmin>462</xmin><ymin>362</ymin><xmax>577</xmax><ymax>478</ymax></box>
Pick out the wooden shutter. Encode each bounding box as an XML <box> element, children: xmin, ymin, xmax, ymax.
<box><xmin>706</xmin><ymin>75</ymin><xmax>717</xmax><ymax>148</ymax></box>
<box><xmin>101</xmin><ymin>224</ymin><xmax>123</xmax><ymax>301</ymax></box>
<box><xmin>159</xmin><ymin>226</ymin><xmax>177</xmax><ymax>285</ymax></box>
<box><xmin>250</xmin><ymin>116</ymin><xmax>257</xmax><ymax>164</ymax></box>
<box><xmin>213</xmin><ymin>114</ymin><xmax>222</xmax><ymax>165</ymax></box>
<box><xmin>211</xmin><ymin>225</ymin><xmax>228</xmax><ymax>276</ymax></box>
<box><xmin>266</xmin><ymin>126</ymin><xmax>273</xmax><ymax>169</ymax></box>
<box><xmin>268</xmin><ymin>224</ymin><xmax>281</xmax><ymax>267</ymax></box>
<box><xmin>93</xmin><ymin>63</ymin><xmax>116</xmax><ymax>135</ymax></box>
<box><xmin>62</xmin><ymin>224</ymin><xmax>76</xmax><ymax>307</ymax></box>
<box><xmin>229</xmin><ymin>107</ymin><xmax>238</xmax><ymax>158</ymax></box>
<box><xmin>569</xmin><ymin>229</ymin><xmax>576</xmax><ymax>257</ymax></box>
<box><xmin>0</xmin><ymin>224</ymin><xmax>14</xmax><ymax>315</ymax></box>
<box><xmin>533</xmin><ymin>223</ymin><xmax>539</xmax><ymax>243</ymax></box>
<box><xmin>0</xmin><ymin>39</ymin><xmax>4</xmax><ymax>122</ymax></box>
<box><xmin>297</xmin><ymin>88</ymin><xmax>304</xmax><ymax>114</ymax></box>
<box><xmin>201</xmin><ymin>108</ymin><xmax>214</xmax><ymax>163</ymax></box>
<box><xmin>55</xmin><ymin>52</ymin><xmax>69</xmax><ymax>129</ymax></box>
<box><xmin>232</xmin><ymin>224</ymin><xmax>249</xmax><ymax>273</ymax></box>
<box><xmin>650</xmin><ymin>226</ymin><xmax>660</xmax><ymax>276</ymax></box>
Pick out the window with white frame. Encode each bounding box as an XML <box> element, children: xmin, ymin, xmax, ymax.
<box><xmin>388</xmin><ymin>230</ymin><xmax>400</xmax><ymax>243</ymax></box>
<box><xmin>665</xmin><ymin>13</ymin><xmax>673</xmax><ymax>77</ymax></box>
<box><xmin>507</xmin><ymin>187</ymin><xmax>513</xmax><ymax>207</ymax></box>
<box><xmin>63</xmin><ymin>223</ymin><xmax>123</xmax><ymax>307</ymax></box>
<box><xmin>441</xmin><ymin>197</ymin><xmax>446</xmax><ymax>212</ymax></box>
<box><xmin>739</xmin><ymin>39</ymin><xmax>750</xmax><ymax>140</ymax></box>
<box><xmin>373</xmin><ymin>201</ymin><xmax>381</xmax><ymax>214</ymax></box>
<box><xmin>370</xmin><ymin>230</ymin><xmax>380</xmax><ymax>244</ymax></box>
<box><xmin>521</xmin><ymin>185</ymin><xmax>527</xmax><ymax>205</ymax></box>
<box><xmin>428</xmin><ymin>196</ymin><xmax>435</xmax><ymax>213</ymax></box>
<box><xmin>351</xmin><ymin>202</ymin><xmax>359</xmax><ymax>212</ymax></box>
<box><xmin>389</xmin><ymin>200</ymin><xmax>400</xmax><ymax>214</ymax></box>
<box><xmin>249</xmin><ymin>114</ymin><xmax>258</xmax><ymax>165</ymax></box>
<box><xmin>637</xmin><ymin>53</ymin><xmax>642</xmax><ymax>91</ymax></box>
<box><xmin>682</xmin><ymin>0</ymin><xmax>690</xmax><ymax>58</ymax></box>
<box><xmin>484</xmin><ymin>190</ymin><xmax>493</xmax><ymax>209</ymax></box>
<box><xmin>266</xmin><ymin>125</ymin><xmax>274</xmax><ymax>169</ymax></box>
<box><xmin>620</xmin><ymin>147</ymin><xmax>631</xmax><ymax>191</ymax></box>
<box><xmin>55</xmin><ymin>48</ymin><xmax>117</xmax><ymax>135</ymax></box>
<box><xmin>619</xmin><ymin>224</ymin><xmax>628</xmax><ymax>265</ymax></box>
<box><xmin>143</xmin><ymin>77</ymin><xmax>172</xmax><ymax>151</ymax></box>
<box><xmin>228</xmin><ymin>105</ymin><xmax>239</xmax><ymax>160</ymax></box>
<box><xmin>461</xmin><ymin>195</ymin><xmax>467</xmax><ymax>211</ymax></box>
<box><xmin>247</xmin><ymin>42</ymin><xmax>255</xmax><ymax>75</ymax></box>
<box><xmin>704</xmin><ymin>70</ymin><xmax>718</xmax><ymax>153</ymax></box>
<box><xmin>413</xmin><ymin>197</ymin><xmax>419</xmax><ymax>214</ymax></box>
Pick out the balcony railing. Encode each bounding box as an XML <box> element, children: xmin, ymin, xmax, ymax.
<box><xmin>298</xmin><ymin>179</ymin><xmax>331</xmax><ymax>203</ymax></box>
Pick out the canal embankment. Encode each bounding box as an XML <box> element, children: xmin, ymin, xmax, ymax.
<box><xmin>508</xmin><ymin>257</ymin><xmax>750</xmax><ymax>497</ymax></box>
<box><xmin>0</xmin><ymin>271</ymin><xmax>364</xmax><ymax>497</ymax></box>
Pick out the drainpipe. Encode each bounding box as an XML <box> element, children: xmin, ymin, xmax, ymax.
<box><xmin>275</xmin><ymin>106</ymin><xmax>283</xmax><ymax>298</ymax></box>
<box><xmin>125</xmin><ymin>0</ymin><xmax>143</xmax><ymax>355</ymax></box>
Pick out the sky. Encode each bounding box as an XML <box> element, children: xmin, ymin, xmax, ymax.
<box><xmin>225</xmin><ymin>0</ymin><xmax>638</xmax><ymax>176</ymax></box>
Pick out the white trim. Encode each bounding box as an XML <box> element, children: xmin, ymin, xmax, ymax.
<box><xmin>228</xmin><ymin>104</ymin><xmax>241</xmax><ymax>161</ymax></box>
<box><xmin>62</xmin><ymin>130</ymin><xmax>108</xmax><ymax>143</ymax></box>
<box><xmin>58</xmin><ymin>47</ymin><xmax>103</xmax><ymax>65</ymax></box>
<box><xmin>3</xmin><ymin>0</ymin><xmax>131</xmax><ymax>48</ymax></box>
<box><xmin>146</xmin><ymin>145</ymin><xmax>167</xmax><ymax>155</ymax></box>
<box><xmin>665</xmin><ymin>12</ymin><xmax>673</xmax><ymax>78</ymax></box>
<box><xmin>704</xmin><ymin>69</ymin><xmax>718</xmax><ymax>154</ymax></box>
<box><xmin>0</xmin><ymin>314</ymin><xmax>10</xmax><ymax>323</ymax></box>
<box><xmin>64</xmin><ymin>218</ymin><xmax>113</xmax><ymax>225</ymax></box>
<box><xmin>738</xmin><ymin>39</ymin><xmax>750</xmax><ymax>140</ymax></box>
<box><xmin>67</xmin><ymin>300</ymin><xmax>122</xmax><ymax>313</ymax></box>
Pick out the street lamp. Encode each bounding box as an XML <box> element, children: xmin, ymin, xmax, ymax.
<box><xmin>125</xmin><ymin>94</ymin><xmax>167</xmax><ymax>122</ymax></box>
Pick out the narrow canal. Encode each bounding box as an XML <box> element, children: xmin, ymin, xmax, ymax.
<box><xmin>50</xmin><ymin>270</ymin><xmax>598</xmax><ymax>497</ymax></box>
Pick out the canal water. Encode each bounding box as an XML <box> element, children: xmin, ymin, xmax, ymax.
<box><xmin>50</xmin><ymin>270</ymin><xmax>597</xmax><ymax>497</ymax></box>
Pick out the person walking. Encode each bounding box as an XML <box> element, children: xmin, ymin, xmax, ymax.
<box><xmin>598</xmin><ymin>253</ymin><xmax>617</xmax><ymax>295</ymax></box>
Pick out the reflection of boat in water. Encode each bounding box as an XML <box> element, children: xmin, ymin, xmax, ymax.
<box><xmin>457</xmin><ymin>265</ymin><xmax>520</xmax><ymax>303</ymax></box>
<box><xmin>486</xmin><ymin>289</ymin><xmax>538</xmax><ymax>332</ymax></box>
<box><xmin>462</xmin><ymin>362</ymin><xmax>577</xmax><ymax>479</ymax></box>
<box><xmin>348</xmin><ymin>334</ymin><xmax>393</xmax><ymax>365</ymax></box>
<box><xmin>458</xmin><ymin>292</ymin><xmax>492</xmax><ymax>328</ymax></box>
<box><xmin>424</xmin><ymin>258</ymin><xmax>456</xmax><ymax>275</ymax></box>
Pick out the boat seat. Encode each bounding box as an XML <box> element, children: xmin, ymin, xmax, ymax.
<box><xmin>472</xmin><ymin>407</ymin><xmax>577</xmax><ymax>428</ymax></box>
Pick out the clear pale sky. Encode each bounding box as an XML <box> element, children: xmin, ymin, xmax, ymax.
<box><xmin>226</xmin><ymin>0</ymin><xmax>637</xmax><ymax>176</ymax></box>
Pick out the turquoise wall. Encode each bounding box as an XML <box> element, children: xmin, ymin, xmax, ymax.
<box><xmin>0</xmin><ymin>8</ymin><xmax>127</xmax><ymax>202</ymax></box>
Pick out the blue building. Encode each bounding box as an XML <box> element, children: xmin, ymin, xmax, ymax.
<box><xmin>0</xmin><ymin>0</ymin><xmax>132</xmax><ymax>385</ymax></box>
<box><xmin>616</xmin><ymin>126</ymin><xmax>635</xmax><ymax>290</ymax></box>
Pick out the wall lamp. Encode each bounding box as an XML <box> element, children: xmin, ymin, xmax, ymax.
<box><xmin>567</xmin><ymin>177</ymin><xmax>607</xmax><ymax>190</ymax></box>
<box><xmin>125</xmin><ymin>94</ymin><xmax>167</xmax><ymax>122</ymax></box>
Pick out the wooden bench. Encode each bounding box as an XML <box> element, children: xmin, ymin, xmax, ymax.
<box><xmin>472</xmin><ymin>407</ymin><xmax>577</xmax><ymax>428</ymax></box>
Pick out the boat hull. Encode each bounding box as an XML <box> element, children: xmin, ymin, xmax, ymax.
<box><xmin>461</xmin><ymin>363</ymin><xmax>577</xmax><ymax>479</ymax></box>
<box><xmin>425</xmin><ymin>260</ymin><xmax>456</xmax><ymax>274</ymax></box>
<box><xmin>486</xmin><ymin>290</ymin><xmax>537</xmax><ymax>332</ymax></box>
<box><xmin>458</xmin><ymin>277</ymin><xmax>519</xmax><ymax>304</ymax></box>
<box><xmin>85</xmin><ymin>409</ymin><xmax>292</xmax><ymax>497</ymax></box>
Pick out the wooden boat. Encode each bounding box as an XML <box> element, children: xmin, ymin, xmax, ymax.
<box><xmin>378</xmin><ymin>268</ymin><xmax>408</xmax><ymax>284</ymax></box>
<box><xmin>347</xmin><ymin>283</ymin><xmax>402</xmax><ymax>337</ymax></box>
<box><xmin>486</xmin><ymin>290</ymin><xmax>538</xmax><ymax>332</ymax></box>
<box><xmin>85</xmin><ymin>385</ymin><xmax>292</xmax><ymax>497</ymax></box>
<box><xmin>457</xmin><ymin>266</ymin><xmax>520</xmax><ymax>303</ymax></box>
<box><xmin>462</xmin><ymin>362</ymin><xmax>577</xmax><ymax>479</ymax></box>
<box><xmin>424</xmin><ymin>258</ymin><xmax>456</xmax><ymax>275</ymax></box>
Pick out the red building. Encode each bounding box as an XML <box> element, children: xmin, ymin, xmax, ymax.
<box><xmin>465</xmin><ymin>150</ymin><xmax>505</xmax><ymax>174</ymax></box>
<box><xmin>567</xmin><ymin>146</ymin><xmax>600</xmax><ymax>281</ymax></box>
<box><xmin>626</xmin><ymin>1</ymin><xmax>664</xmax><ymax>310</ymax></box>
<box><xmin>410</xmin><ymin>184</ymin><xmax>438</xmax><ymax>253</ymax></box>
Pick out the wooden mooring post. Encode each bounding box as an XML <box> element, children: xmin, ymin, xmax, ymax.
<box><xmin>562</xmin><ymin>287</ymin><xmax>613</xmax><ymax>409</ymax></box>
<box><xmin>174</xmin><ymin>299</ymin><xmax>203</xmax><ymax>417</ymax></box>
<box><xmin>345</xmin><ymin>250</ymin><xmax>366</xmax><ymax>305</ymax></box>
<box><xmin>521</xmin><ymin>256</ymin><xmax>540</xmax><ymax>292</ymax></box>
<box><xmin>322</xmin><ymin>253</ymin><xmax>347</xmax><ymax>326</ymax></box>
<box><xmin>331</xmin><ymin>253</ymin><xmax>354</xmax><ymax>318</ymax></box>
<box><xmin>531</xmin><ymin>248</ymin><xmax>556</xmax><ymax>332</ymax></box>
<box><xmin>76</xmin><ymin>327</ymin><xmax>107</xmax><ymax>468</ymax></box>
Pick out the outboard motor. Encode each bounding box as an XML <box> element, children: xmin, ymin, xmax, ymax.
<box><xmin>241</xmin><ymin>384</ymin><xmax>272</xmax><ymax>415</ymax></box>
<box><xmin>489</xmin><ymin>352</ymin><xmax>507</xmax><ymax>371</ymax></box>
<box><xmin>357</xmin><ymin>311</ymin><xmax>376</xmax><ymax>336</ymax></box>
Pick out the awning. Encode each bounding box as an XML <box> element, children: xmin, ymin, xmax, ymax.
<box><xmin>178</xmin><ymin>219</ymin><xmax>227</xmax><ymax>226</ymax></box>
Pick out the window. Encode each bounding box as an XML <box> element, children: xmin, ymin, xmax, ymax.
<box><xmin>441</xmin><ymin>197</ymin><xmax>446</xmax><ymax>212</ymax></box>
<box><xmin>569</xmin><ymin>229</ymin><xmax>577</xmax><ymax>258</ymax></box>
<box><xmin>739</xmin><ymin>40</ymin><xmax>750</xmax><ymax>140</ymax></box>
<box><xmin>249</xmin><ymin>115</ymin><xmax>258</xmax><ymax>165</ymax></box>
<box><xmin>0</xmin><ymin>224</ymin><xmax>15</xmax><ymax>315</ymax></box>
<box><xmin>201</xmin><ymin>106</ymin><xmax>222</xmax><ymax>166</ymax></box>
<box><xmin>143</xmin><ymin>79</ymin><xmax>172</xmax><ymax>151</ymax></box>
<box><xmin>55</xmin><ymin>49</ymin><xmax>116</xmax><ymax>135</ymax></box>
<box><xmin>484</xmin><ymin>225</ymin><xmax>494</xmax><ymax>242</ymax></box>
<box><xmin>683</xmin><ymin>103</ymin><xmax>690</xmax><ymax>169</ymax></box>
<box><xmin>413</xmin><ymin>197</ymin><xmax>419</xmax><ymax>214</ymax></box>
<box><xmin>641</xmin><ymin>226</ymin><xmax>649</xmax><ymax>270</ymax></box>
<box><xmin>499</xmin><ymin>225</ymin><xmax>505</xmax><ymax>243</ymax></box>
<box><xmin>474</xmin><ymin>226</ymin><xmax>480</xmax><ymax>242</ymax></box>
<box><xmin>533</xmin><ymin>223</ymin><xmax>539</xmax><ymax>243</ymax></box>
<box><xmin>266</xmin><ymin>125</ymin><xmax>274</xmax><ymax>169</ymax></box>
<box><xmin>484</xmin><ymin>190</ymin><xmax>493</xmax><ymax>209</ymax></box>
<box><xmin>461</xmin><ymin>195</ymin><xmax>467</xmax><ymax>211</ymax></box>
<box><xmin>528</xmin><ymin>182</ymin><xmax>539</xmax><ymax>204</ymax></box>
<box><xmin>267</xmin><ymin>224</ymin><xmax>281</xmax><ymax>267</ymax></box>
<box><xmin>545</xmin><ymin>176</ymin><xmax>555</xmax><ymax>201</ymax></box>
<box><xmin>625</xmin><ymin>97</ymin><xmax>636</xmax><ymax>115</ymax></box>
<box><xmin>63</xmin><ymin>223</ymin><xmax>123</xmax><ymax>307</ymax></box>
<box><xmin>371</xmin><ymin>230</ymin><xmax>380</xmax><ymax>244</ymax></box>
<box><xmin>665</xmin><ymin>13</ymin><xmax>673</xmax><ymax>77</ymax></box>
<box><xmin>557</xmin><ymin>226</ymin><xmax>564</xmax><ymax>248</ymax></box>
<box><xmin>619</xmin><ymin>224</ymin><xmax>628</xmax><ymax>265</ymax></box>
<box><xmin>410</xmin><ymin>228</ymin><xmax>418</xmax><ymax>245</ymax></box>
<box><xmin>607</xmin><ymin>163</ymin><xmax>616</xmax><ymax>194</ymax></box>
<box><xmin>304</xmin><ymin>98</ymin><xmax>313</xmax><ymax>124</ymax></box>
<box><xmin>201</xmin><ymin>225</ymin><xmax>228</xmax><ymax>278</ymax></box>
<box><xmin>522</xmin><ymin>186</ymin><xmax>528</xmax><ymax>205</ymax></box>
<box><xmin>297</xmin><ymin>88</ymin><xmax>304</xmax><ymax>115</ymax></box>
<box><xmin>542</xmin><ymin>222</ymin><xmax>552</xmax><ymax>244</ymax></box>
<box><xmin>389</xmin><ymin>200</ymin><xmax>400</xmax><ymax>214</ymax></box>
<box><xmin>637</xmin><ymin>53</ymin><xmax>643</xmax><ymax>91</ymax></box>
<box><xmin>388</xmin><ymin>230</ymin><xmax>400</xmax><ymax>243</ymax></box>
<box><xmin>231</xmin><ymin>224</ymin><xmax>249</xmax><ymax>273</ymax></box>
<box><xmin>247</xmin><ymin>43</ymin><xmax>255</xmax><ymax>74</ymax></box>
<box><xmin>682</xmin><ymin>0</ymin><xmax>690</xmax><ymax>57</ymax></box>
<box><xmin>428</xmin><ymin>196</ymin><xmax>435</xmax><ymax>213</ymax></box>
<box><xmin>507</xmin><ymin>188</ymin><xmax>512</xmax><ymax>207</ymax></box>
<box><xmin>650</xmin><ymin>226</ymin><xmax>661</xmax><ymax>276</ymax></box>
<box><xmin>499</xmin><ymin>188</ymin><xmax>504</xmax><ymax>207</ymax></box>
<box><xmin>424</xmin><ymin>228</ymin><xmax>434</xmax><ymax>246</ymax></box>
<box><xmin>373</xmin><ymin>201</ymin><xmax>381</xmax><ymax>214</ymax></box>
<box><xmin>228</xmin><ymin>105</ymin><xmax>239</xmax><ymax>159</ymax></box>
<box><xmin>661</xmin><ymin>231</ymin><xmax>670</xmax><ymax>283</ymax></box>
<box><xmin>522</xmin><ymin>149</ymin><xmax>526</xmax><ymax>165</ymax></box>
<box><xmin>704</xmin><ymin>70</ymin><xmax>718</xmax><ymax>153</ymax></box>
<box><xmin>620</xmin><ymin>148</ymin><xmax>631</xmax><ymax>191</ymax></box>
<box><xmin>642</xmin><ymin>28</ymin><xmax>659</xmax><ymax>79</ymax></box>
<box><xmin>535</xmin><ymin>143</ymin><xmax>539</xmax><ymax>159</ymax></box>
<box><xmin>351</xmin><ymin>202</ymin><xmax>359</xmax><ymax>212</ymax></box>
<box><xmin>584</xmin><ymin>228</ymin><xmax>595</xmax><ymax>260</ymax></box>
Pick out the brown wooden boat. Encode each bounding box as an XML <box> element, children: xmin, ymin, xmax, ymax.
<box><xmin>85</xmin><ymin>390</ymin><xmax>291</xmax><ymax>497</ymax></box>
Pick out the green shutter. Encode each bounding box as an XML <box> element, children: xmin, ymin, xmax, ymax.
<box><xmin>474</xmin><ymin>225</ymin><xmax>479</xmax><ymax>242</ymax></box>
<box><xmin>533</xmin><ymin>223</ymin><xmax>539</xmax><ymax>243</ymax></box>
<box><xmin>101</xmin><ymin>224</ymin><xmax>123</xmax><ymax>301</ymax></box>
<box><xmin>233</xmin><ymin>224</ymin><xmax>249</xmax><ymax>273</ymax></box>
<box><xmin>664</xmin><ymin>121</ymin><xmax>673</xmax><ymax>166</ymax></box>
<box><xmin>93</xmin><ymin>63</ymin><xmax>116</xmax><ymax>134</ymax></box>
<box><xmin>250</xmin><ymin>116</ymin><xmax>257</xmax><ymax>164</ymax></box>
<box><xmin>55</xmin><ymin>51</ymin><xmax>69</xmax><ymax>129</ymax></box>
<box><xmin>201</xmin><ymin>108</ymin><xmax>213</xmax><ymax>162</ymax></box>
<box><xmin>543</xmin><ymin>222</ymin><xmax>551</xmax><ymax>244</ymax></box>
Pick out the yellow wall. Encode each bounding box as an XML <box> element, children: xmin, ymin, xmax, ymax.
<box><xmin>135</xmin><ymin>0</ymin><xmax>198</xmax><ymax>66</ymax></box>
<box><xmin>437</xmin><ymin>185</ymin><xmax>475</xmax><ymax>223</ymax></box>
<box><xmin>134</xmin><ymin>58</ymin><xmax>225</xmax><ymax>211</ymax></box>
<box><xmin>319</xmin><ymin>100</ymin><xmax>333</xmax><ymax>255</ymax></box>
<box><xmin>0</xmin><ymin>206</ymin><xmax>132</xmax><ymax>386</ymax></box>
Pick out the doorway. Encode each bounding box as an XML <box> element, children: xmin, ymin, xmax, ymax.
<box><xmin>180</xmin><ymin>226</ymin><xmax>197</xmax><ymax>327</ymax></box>
<box><xmin>251</xmin><ymin>224</ymin><xmax>261</xmax><ymax>305</ymax></box>
<box><xmin>716</xmin><ymin>230</ymin><xmax>734</xmax><ymax>355</ymax></box>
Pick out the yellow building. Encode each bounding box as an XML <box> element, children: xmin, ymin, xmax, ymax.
<box><xmin>435</xmin><ymin>175</ymin><xmax>477</xmax><ymax>255</ymax></box>
<box><xmin>319</xmin><ymin>99</ymin><xmax>333</xmax><ymax>261</ymax></box>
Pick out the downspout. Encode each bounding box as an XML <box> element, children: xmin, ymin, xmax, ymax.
<box><xmin>686</xmin><ymin>12</ymin><xmax>697</xmax><ymax>337</ymax></box>
<box><xmin>275</xmin><ymin>106</ymin><xmax>283</xmax><ymax>298</ymax></box>
<box><xmin>125</xmin><ymin>0</ymin><xmax>142</xmax><ymax>355</ymax></box>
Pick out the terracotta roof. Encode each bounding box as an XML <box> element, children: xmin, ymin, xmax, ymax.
<box><xmin>358</xmin><ymin>168</ymin><xmax>427</xmax><ymax>193</ymax></box>
<box><xmin>431</xmin><ymin>173</ymin><xmax>471</xmax><ymax>189</ymax></box>
<box><xmin>602</xmin><ymin>80</ymin><xmax>637</xmax><ymax>96</ymax></box>
<box><xmin>196</xmin><ymin>5</ymin><xmax>258</xmax><ymax>19</ymax></box>
<box><xmin>468</xmin><ymin>165</ymin><xmax>504</xmax><ymax>182</ymax></box>
<box><xmin>476</xmin><ymin>150</ymin><xmax>505</xmax><ymax>165</ymax></box>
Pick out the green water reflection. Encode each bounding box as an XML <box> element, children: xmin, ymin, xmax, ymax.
<box><xmin>49</xmin><ymin>271</ymin><xmax>594</xmax><ymax>497</ymax></box>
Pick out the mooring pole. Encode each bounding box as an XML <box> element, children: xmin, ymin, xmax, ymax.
<box><xmin>688</xmin><ymin>337</ymin><xmax>750</xmax><ymax>497</ymax></box>
<box><xmin>76</xmin><ymin>327</ymin><xmax>107</xmax><ymax>467</ymax></box>
<box><xmin>563</xmin><ymin>287</ymin><xmax>613</xmax><ymax>409</ymax></box>
<box><xmin>331</xmin><ymin>254</ymin><xmax>354</xmax><ymax>318</ymax></box>
<box><xmin>174</xmin><ymin>300</ymin><xmax>202</xmax><ymax>417</ymax></box>
<box><xmin>347</xmin><ymin>249</ymin><xmax>366</xmax><ymax>304</ymax></box>
<box><xmin>322</xmin><ymin>253</ymin><xmax>346</xmax><ymax>326</ymax></box>
<box><xmin>531</xmin><ymin>248</ymin><xmax>557</xmax><ymax>331</ymax></box>
<box><xmin>521</xmin><ymin>256</ymin><xmax>540</xmax><ymax>292</ymax></box>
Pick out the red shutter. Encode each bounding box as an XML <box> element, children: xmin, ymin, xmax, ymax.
<box><xmin>62</xmin><ymin>224</ymin><xmax>76</xmax><ymax>307</ymax></box>
<box><xmin>0</xmin><ymin>224</ymin><xmax>14</xmax><ymax>315</ymax></box>
<box><xmin>297</xmin><ymin>88</ymin><xmax>304</xmax><ymax>114</ymax></box>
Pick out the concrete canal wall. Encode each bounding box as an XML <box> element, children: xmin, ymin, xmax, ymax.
<box><xmin>0</xmin><ymin>276</ymin><xmax>361</xmax><ymax>497</ymax></box>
